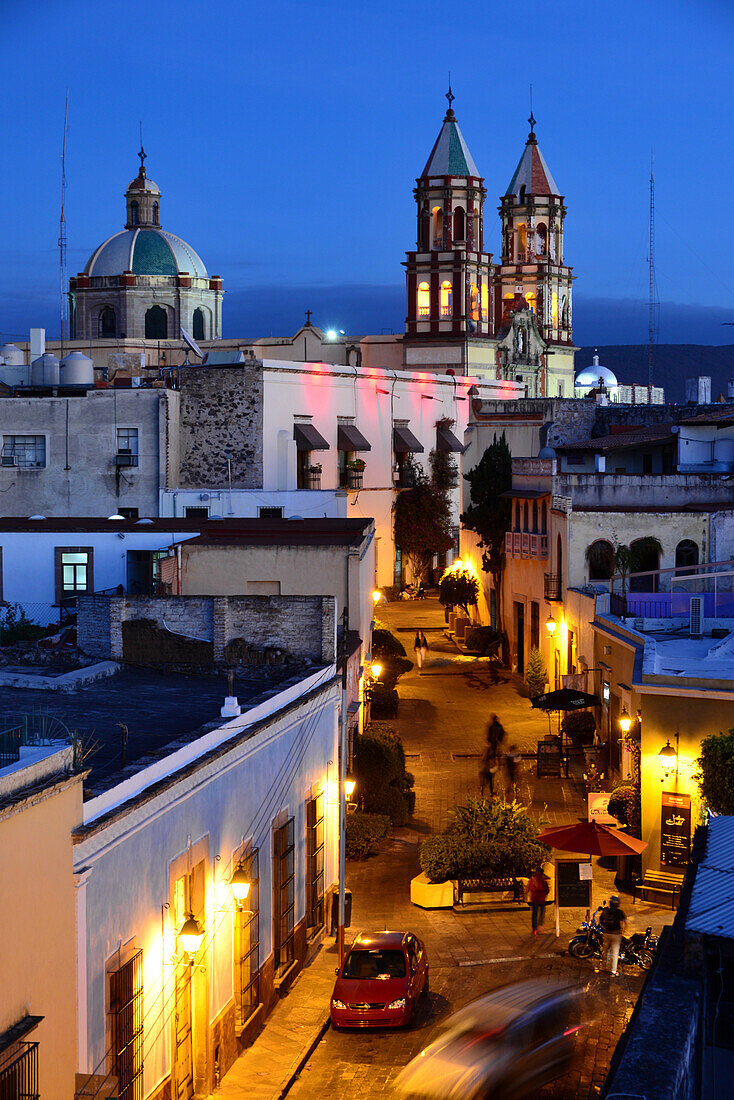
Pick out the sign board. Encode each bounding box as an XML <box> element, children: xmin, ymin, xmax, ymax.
<box><xmin>602</xmin><ymin>681</ymin><xmax>611</xmax><ymax>704</ymax></box>
<box><xmin>556</xmin><ymin>860</ymin><xmax>593</xmax><ymax>909</ymax></box>
<box><xmin>661</xmin><ymin>791</ymin><xmax>691</xmax><ymax>867</ymax></box>
<box><xmin>537</xmin><ymin>739</ymin><xmax>562</xmax><ymax>778</ymax></box>
<box><xmin>588</xmin><ymin>792</ymin><xmax>618</xmax><ymax>825</ymax></box>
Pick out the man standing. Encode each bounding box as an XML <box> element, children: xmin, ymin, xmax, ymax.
<box><xmin>599</xmin><ymin>895</ymin><xmax>627</xmax><ymax>977</ymax></box>
<box><xmin>527</xmin><ymin>866</ymin><xmax>550</xmax><ymax>935</ymax></box>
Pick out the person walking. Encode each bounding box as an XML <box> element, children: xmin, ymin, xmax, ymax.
<box><xmin>418</xmin><ymin>630</ymin><xmax>429</xmax><ymax>672</ymax></box>
<box><xmin>486</xmin><ymin>714</ymin><xmax>506</xmax><ymax>756</ymax></box>
<box><xmin>599</xmin><ymin>895</ymin><xmax>627</xmax><ymax>977</ymax></box>
<box><xmin>413</xmin><ymin>630</ymin><xmax>424</xmax><ymax>673</ymax></box>
<box><xmin>504</xmin><ymin>742</ymin><xmax>522</xmax><ymax>799</ymax></box>
<box><xmin>527</xmin><ymin>866</ymin><xmax>550</xmax><ymax>935</ymax></box>
<box><xmin>479</xmin><ymin>742</ymin><xmax>499</xmax><ymax>797</ymax></box>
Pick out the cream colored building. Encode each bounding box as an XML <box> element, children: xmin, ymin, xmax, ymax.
<box><xmin>0</xmin><ymin>742</ymin><xmax>82</xmax><ymax>1098</ymax></box>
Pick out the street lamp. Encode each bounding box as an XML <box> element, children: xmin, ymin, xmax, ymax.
<box><xmin>230</xmin><ymin>866</ymin><xmax>251</xmax><ymax>908</ymax></box>
<box><xmin>179</xmin><ymin>915</ymin><xmax>203</xmax><ymax>961</ymax></box>
<box><xmin>619</xmin><ymin>708</ymin><xmax>633</xmax><ymax>734</ymax></box>
<box><xmin>545</xmin><ymin>612</ymin><xmax>557</xmax><ymax>637</ymax></box>
<box><xmin>658</xmin><ymin>737</ymin><xmax>678</xmax><ymax>782</ymax></box>
<box><xmin>344</xmin><ymin>771</ymin><xmax>356</xmax><ymax>800</ymax></box>
<box><xmin>371</xmin><ymin>662</ymin><xmax>382</xmax><ymax>680</ymax></box>
<box><xmin>372</xmin><ymin>590</ymin><xmax>381</xmax><ymax>604</ymax></box>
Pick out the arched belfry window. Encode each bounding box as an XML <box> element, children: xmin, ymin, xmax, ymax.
<box><xmin>417</xmin><ymin>282</ymin><xmax>430</xmax><ymax>318</ymax></box>
<box><xmin>99</xmin><ymin>307</ymin><xmax>116</xmax><ymax>337</ymax></box>
<box><xmin>130</xmin><ymin>201</ymin><xmax>139</xmax><ymax>226</ymax></box>
<box><xmin>453</xmin><ymin>207</ymin><xmax>465</xmax><ymax>243</ymax></box>
<box><xmin>192</xmin><ymin>307</ymin><xmax>206</xmax><ymax>341</ymax></box>
<box><xmin>145</xmin><ymin>304</ymin><xmax>168</xmax><ymax>339</ymax></box>
<box><xmin>537</xmin><ymin>223</ymin><xmax>548</xmax><ymax>255</ymax></box>
<box><xmin>440</xmin><ymin>281</ymin><xmax>452</xmax><ymax>319</ymax></box>
<box><xmin>152</xmin><ymin>202</ymin><xmax>159</xmax><ymax>226</ymax></box>
<box><xmin>431</xmin><ymin>207</ymin><xmax>443</xmax><ymax>249</ymax></box>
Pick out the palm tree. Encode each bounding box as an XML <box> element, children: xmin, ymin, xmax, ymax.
<box><xmin>615</xmin><ymin>537</ymin><xmax>662</xmax><ymax>597</ymax></box>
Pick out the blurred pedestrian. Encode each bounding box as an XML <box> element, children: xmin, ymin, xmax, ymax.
<box><xmin>527</xmin><ymin>866</ymin><xmax>550</xmax><ymax>935</ymax></box>
<box><xmin>479</xmin><ymin>743</ymin><xmax>499</xmax><ymax>797</ymax></box>
<box><xmin>418</xmin><ymin>630</ymin><xmax>429</xmax><ymax>672</ymax></box>
<box><xmin>599</xmin><ymin>895</ymin><xmax>627</xmax><ymax>977</ymax></box>
<box><xmin>486</xmin><ymin>714</ymin><xmax>506</xmax><ymax>755</ymax></box>
<box><xmin>504</xmin><ymin>743</ymin><xmax>522</xmax><ymax>798</ymax></box>
<box><xmin>413</xmin><ymin>630</ymin><xmax>424</xmax><ymax>672</ymax></box>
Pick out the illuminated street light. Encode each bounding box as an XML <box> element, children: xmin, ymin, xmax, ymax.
<box><xmin>619</xmin><ymin>708</ymin><xmax>633</xmax><ymax>734</ymax></box>
<box><xmin>344</xmin><ymin>771</ymin><xmax>356</xmax><ymax>800</ymax></box>
<box><xmin>453</xmin><ymin>558</ymin><xmax>463</xmax><ymax>570</ymax></box>
<box><xmin>371</xmin><ymin>662</ymin><xmax>382</xmax><ymax>680</ymax></box>
<box><xmin>230</xmin><ymin>867</ymin><xmax>251</xmax><ymax>908</ymax></box>
<box><xmin>545</xmin><ymin>613</ymin><xmax>557</xmax><ymax>637</ymax></box>
<box><xmin>372</xmin><ymin>590</ymin><xmax>381</xmax><ymax>604</ymax></box>
<box><xmin>658</xmin><ymin>738</ymin><xmax>678</xmax><ymax>781</ymax></box>
<box><xmin>179</xmin><ymin>915</ymin><xmax>203</xmax><ymax>960</ymax></box>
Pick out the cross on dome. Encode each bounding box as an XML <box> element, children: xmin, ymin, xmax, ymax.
<box><xmin>445</xmin><ymin>82</ymin><xmax>455</xmax><ymax>114</ymax></box>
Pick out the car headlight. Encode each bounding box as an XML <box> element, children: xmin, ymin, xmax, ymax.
<box><xmin>387</xmin><ymin>998</ymin><xmax>406</xmax><ymax>1010</ymax></box>
<box><xmin>331</xmin><ymin>998</ymin><xmax>347</xmax><ymax>1010</ymax></box>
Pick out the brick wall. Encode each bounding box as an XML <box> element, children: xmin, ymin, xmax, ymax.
<box><xmin>77</xmin><ymin>594</ymin><xmax>336</xmax><ymax>665</ymax></box>
<box><xmin>178</xmin><ymin>364</ymin><xmax>264</xmax><ymax>489</ymax></box>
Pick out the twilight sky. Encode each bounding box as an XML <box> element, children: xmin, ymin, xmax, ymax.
<box><xmin>3</xmin><ymin>0</ymin><xmax>734</xmax><ymax>346</ymax></box>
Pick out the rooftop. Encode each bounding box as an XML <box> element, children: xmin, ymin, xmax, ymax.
<box><xmin>421</xmin><ymin>108</ymin><xmax>480</xmax><ymax>179</ymax></box>
<box><xmin>686</xmin><ymin>816</ymin><xmax>734</xmax><ymax>940</ymax></box>
<box><xmin>184</xmin><ymin>517</ymin><xmax>374</xmax><ymax>548</ymax></box>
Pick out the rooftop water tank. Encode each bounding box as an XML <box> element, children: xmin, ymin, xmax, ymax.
<box><xmin>60</xmin><ymin>351</ymin><xmax>94</xmax><ymax>386</ymax></box>
<box><xmin>0</xmin><ymin>344</ymin><xmax>29</xmax><ymax>388</ymax></box>
<box><xmin>0</xmin><ymin>343</ymin><xmax>24</xmax><ymax>366</ymax></box>
<box><xmin>31</xmin><ymin>353</ymin><xmax>60</xmax><ymax>387</ymax></box>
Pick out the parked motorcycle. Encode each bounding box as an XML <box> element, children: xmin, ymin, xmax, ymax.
<box><xmin>568</xmin><ymin>905</ymin><xmax>657</xmax><ymax>970</ymax></box>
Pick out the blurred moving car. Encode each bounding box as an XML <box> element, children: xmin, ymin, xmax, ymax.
<box><xmin>330</xmin><ymin>930</ymin><xmax>429</xmax><ymax>1028</ymax></box>
<box><xmin>395</xmin><ymin>979</ymin><xmax>586</xmax><ymax>1098</ymax></box>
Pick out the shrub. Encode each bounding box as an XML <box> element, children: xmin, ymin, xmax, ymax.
<box><xmin>465</xmin><ymin>625</ymin><xmax>502</xmax><ymax>657</ymax></box>
<box><xmin>346</xmin><ymin>812</ymin><xmax>390</xmax><ymax>860</ymax></box>
<box><xmin>695</xmin><ymin>729</ymin><xmax>734</xmax><ymax>816</ymax></box>
<box><xmin>608</xmin><ymin>783</ymin><xmax>641</xmax><ymax>836</ymax></box>
<box><xmin>378</xmin><ymin>655</ymin><xmax>413</xmax><ymax>691</ymax></box>
<box><xmin>419</xmin><ymin>797</ymin><xmax>550</xmax><ymax>882</ymax></box>
<box><xmin>369</xmin><ymin>682</ymin><xmax>399</xmax><ymax>718</ymax></box>
<box><xmin>439</xmin><ymin>569</ymin><xmax>480</xmax><ymax>617</ymax></box>
<box><xmin>525</xmin><ymin>646</ymin><xmax>548</xmax><ymax>698</ymax></box>
<box><xmin>371</xmin><ymin>626</ymin><xmax>407</xmax><ymax>659</ymax></box>
<box><xmin>420</xmin><ymin>834</ymin><xmax>470</xmax><ymax>882</ymax></box>
<box><xmin>0</xmin><ymin>604</ymin><xmax>47</xmax><ymax>646</ymax></box>
<box><xmin>354</xmin><ymin>724</ymin><xmax>414</xmax><ymax>823</ymax></box>
<box><xmin>561</xmin><ymin>710</ymin><xmax>596</xmax><ymax>739</ymax></box>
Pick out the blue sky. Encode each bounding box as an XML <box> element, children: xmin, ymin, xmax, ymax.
<box><xmin>3</xmin><ymin>0</ymin><xmax>734</xmax><ymax>344</ymax></box>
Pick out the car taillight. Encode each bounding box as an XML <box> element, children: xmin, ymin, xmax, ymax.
<box><xmin>563</xmin><ymin>1025</ymin><xmax>582</xmax><ymax>1037</ymax></box>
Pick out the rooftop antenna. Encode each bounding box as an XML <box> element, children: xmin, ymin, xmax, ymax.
<box><xmin>59</xmin><ymin>89</ymin><xmax>69</xmax><ymax>356</ymax></box>
<box><xmin>648</xmin><ymin>151</ymin><xmax>657</xmax><ymax>388</ymax></box>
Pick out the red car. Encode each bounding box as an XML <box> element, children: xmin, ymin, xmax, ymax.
<box><xmin>331</xmin><ymin>930</ymin><xmax>429</xmax><ymax>1028</ymax></box>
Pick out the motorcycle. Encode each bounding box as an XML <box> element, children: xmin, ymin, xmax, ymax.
<box><xmin>568</xmin><ymin>904</ymin><xmax>657</xmax><ymax>971</ymax></box>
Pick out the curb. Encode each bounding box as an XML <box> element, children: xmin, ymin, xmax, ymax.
<box><xmin>279</xmin><ymin>1014</ymin><xmax>331</xmax><ymax>1098</ymax></box>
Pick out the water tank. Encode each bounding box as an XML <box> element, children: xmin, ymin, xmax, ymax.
<box><xmin>0</xmin><ymin>344</ymin><xmax>29</xmax><ymax>388</ymax></box>
<box><xmin>0</xmin><ymin>343</ymin><xmax>24</xmax><ymax>366</ymax></box>
<box><xmin>728</xmin><ymin>378</ymin><xmax>734</xmax><ymax>401</ymax></box>
<box><xmin>60</xmin><ymin>351</ymin><xmax>94</xmax><ymax>386</ymax></box>
<box><xmin>31</xmin><ymin>353</ymin><xmax>60</xmax><ymax>386</ymax></box>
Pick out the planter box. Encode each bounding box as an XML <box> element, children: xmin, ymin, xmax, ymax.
<box><xmin>410</xmin><ymin>872</ymin><xmax>453</xmax><ymax>909</ymax></box>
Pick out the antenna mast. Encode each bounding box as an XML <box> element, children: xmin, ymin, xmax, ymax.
<box><xmin>648</xmin><ymin>151</ymin><xmax>655</xmax><ymax>389</ymax></box>
<box><xmin>59</xmin><ymin>89</ymin><xmax>69</xmax><ymax>356</ymax></box>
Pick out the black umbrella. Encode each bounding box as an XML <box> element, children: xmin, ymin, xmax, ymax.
<box><xmin>532</xmin><ymin>688</ymin><xmax>600</xmax><ymax>711</ymax></box>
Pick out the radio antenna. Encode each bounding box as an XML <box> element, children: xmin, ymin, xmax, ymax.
<box><xmin>59</xmin><ymin>89</ymin><xmax>69</xmax><ymax>356</ymax></box>
<box><xmin>648</xmin><ymin>150</ymin><xmax>656</xmax><ymax>389</ymax></box>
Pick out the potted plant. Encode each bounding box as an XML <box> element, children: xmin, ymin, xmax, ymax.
<box><xmin>347</xmin><ymin>458</ymin><xmax>366</xmax><ymax>471</ymax></box>
<box><xmin>307</xmin><ymin>462</ymin><xmax>322</xmax><ymax>473</ymax></box>
<box><xmin>561</xmin><ymin>709</ymin><xmax>596</xmax><ymax>746</ymax></box>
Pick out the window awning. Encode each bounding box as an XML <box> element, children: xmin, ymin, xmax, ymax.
<box><xmin>337</xmin><ymin>424</ymin><xmax>371</xmax><ymax>452</ymax></box>
<box><xmin>393</xmin><ymin>425</ymin><xmax>424</xmax><ymax>454</ymax></box>
<box><xmin>436</xmin><ymin>425</ymin><xmax>466</xmax><ymax>453</ymax></box>
<box><xmin>293</xmin><ymin>423</ymin><xmax>329</xmax><ymax>451</ymax></box>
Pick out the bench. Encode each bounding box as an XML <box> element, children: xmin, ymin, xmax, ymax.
<box><xmin>633</xmin><ymin>870</ymin><xmax>684</xmax><ymax>910</ymax></box>
<box><xmin>455</xmin><ymin>875</ymin><xmax>524</xmax><ymax>907</ymax></box>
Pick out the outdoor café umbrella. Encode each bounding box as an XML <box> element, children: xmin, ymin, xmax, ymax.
<box><xmin>531</xmin><ymin>688</ymin><xmax>600</xmax><ymax>712</ymax></box>
<box><xmin>537</xmin><ymin>820</ymin><xmax>647</xmax><ymax>857</ymax></box>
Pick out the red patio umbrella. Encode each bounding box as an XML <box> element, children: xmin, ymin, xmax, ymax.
<box><xmin>537</xmin><ymin>820</ymin><xmax>647</xmax><ymax>857</ymax></box>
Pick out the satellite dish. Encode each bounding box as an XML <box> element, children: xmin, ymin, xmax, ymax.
<box><xmin>180</xmin><ymin>326</ymin><xmax>204</xmax><ymax>360</ymax></box>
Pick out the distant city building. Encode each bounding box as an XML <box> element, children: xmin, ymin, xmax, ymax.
<box><xmin>574</xmin><ymin>353</ymin><xmax>665</xmax><ymax>404</ymax></box>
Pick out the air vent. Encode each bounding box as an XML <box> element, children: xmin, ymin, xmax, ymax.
<box><xmin>690</xmin><ymin>596</ymin><xmax>703</xmax><ymax>636</ymax></box>
<box><xmin>1</xmin><ymin>455</ymin><xmax>18</xmax><ymax>467</ymax></box>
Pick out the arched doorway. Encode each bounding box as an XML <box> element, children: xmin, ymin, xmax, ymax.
<box><xmin>145</xmin><ymin>305</ymin><xmax>168</xmax><ymax>339</ymax></box>
<box><xmin>675</xmin><ymin>539</ymin><xmax>699</xmax><ymax>573</ymax></box>
<box><xmin>629</xmin><ymin>537</ymin><xmax>661</xmax><ymax>592</ymax></box>
<box><xmin>586</xmin><ymin>539</ymin><xmax>614</xmax><ymax>580</ymax></box>
<box><xmin>99</xmin><ymin>306</ymin><xmax>116</xmax><ymax>337</ymax></box>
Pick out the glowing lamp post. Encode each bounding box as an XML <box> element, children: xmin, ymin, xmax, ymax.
<box><xmin>658</xmin><ymin>738</ymin><xmax>678</xmax><ymax>782</ymax></box>
<box><xmin>545</xmin><ymin>612</ymin><xmax>557</xmax><ymax>637</ymax></box>
<box><xmin>230</xmin><ymin>867</ymin><xmax>251</xmax><ymax>909</ymax></box>
<box><xmin>619</xmin><ymin>708</ymin><xmax>633</xmax><ymax>735</ymax></box>
<box><xmin>179</xmin><ymin>915</ymin><xmax>203</xmax><ymax>962</ymax></box>
<box><xmin>371</xmin><ymin>662</ymin><xmax>382</xmax><ymax>681</ymax></box>
<box><xmin>372</xmin><ymin>590</ymin><xmax>381</xmax><ymax>605</ymax></box>
<box><xmin>344</xmin><ymin>771</ymin><xmax>356</xmax><ymax>801</ymax></box>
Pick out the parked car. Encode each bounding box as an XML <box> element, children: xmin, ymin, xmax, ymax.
<box><xmin>330</xmin><ymin>930</ymin><xmax>429</xmax><ymax>1028</ymax></box>
<box><xmin>395</xmin><ymin>979</ymin><xmax>587</xmax><ymax>1098</ymax></box>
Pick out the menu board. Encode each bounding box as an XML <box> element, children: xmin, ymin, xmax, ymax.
<box><xmin>661</xmin><ymin>791</ymin><xmax>691</xmax><ymax>867</ymax></box>
<box><xmin>557</xmin><ymin>860</ymin><xmax>593</xmax><ymax>909</ymax></box>
<box><xmin>537</xmin><ymin>739</ymin><xmax>562</xmax><ymax>777</ymax></box>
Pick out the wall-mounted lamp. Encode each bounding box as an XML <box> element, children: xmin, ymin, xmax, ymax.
<box><xmin>371</xmin><ymin>662</ymin><xmax>382</xmax><ymax>681</ymax></box>
<box><xmin>545</xmin><ymin>612</ymin><xmax>557</xmax><ymax>637</ymax></box>
<box><xmin>344</xmin><ymin>771</ymin><xmax>356</xmax><ymax>800</ymax></box>
<box><xmin>179</xmin><ymin>914</ymin><xmax>203</xmax><ymax>962</ymax></box>
<box><xmin>658</xmin><ymin>735</ymin><xmax>679</xmax><ymax>782</ymax></box>
<box><xmin>372</xmin><ymin>590</ymin><xmax>382</xmax><ymax>604</ymax></box>
<box><xmin>230</xmin><ymin>866</ymin><xmax>251</xmax><ymax>909</ymax></box>
<box><xmin>619</xmin><ymin>708</ymin><xmax>633</xmax><ymax>734</ymax></box>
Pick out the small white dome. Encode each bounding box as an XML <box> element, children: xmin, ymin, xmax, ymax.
<box><xmin>575</xmin><ymin>353</ymin><xmax>618</xmax><ymax>389</ymax></box>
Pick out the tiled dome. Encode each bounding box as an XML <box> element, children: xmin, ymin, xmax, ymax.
<box><xmin>84</xmin><ymin>228</ymin><xmax>208</xmax><ymax>279</ymax></box>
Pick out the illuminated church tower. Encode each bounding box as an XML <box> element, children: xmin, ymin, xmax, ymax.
<box><xmin>497</xmin><ymin>113</ymin><xmax>575</xmax><ymax>395</ymax></box>
<box><xmin>403</xmin><ymin>88</ymin><xmax>496</xmax><ymax>375</ymax></box>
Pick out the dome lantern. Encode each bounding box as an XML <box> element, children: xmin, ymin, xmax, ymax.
<box><xmin>125</xmin><ymin>144</ymin><xmax>161</xmax><ymax>229</ymax></box>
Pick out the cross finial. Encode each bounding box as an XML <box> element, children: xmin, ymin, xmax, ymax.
<box><xmin>445</xmin><ymin>75</ymin><xmax>455</xmax><ymax>113</ymax></box>
<box><xmin>305</xmin><ymin>309</ymin><xmax>313</xmax><ymax>327</ymax></box>
<box><xmin>138</xmin><ymin>121</ymin><xmax>147</xmax><ymax>173</ymax></box>
<box><xmin>528</xmin><ymin>85</ymin><xmax>536</xmax><ymax>140</ymax></box>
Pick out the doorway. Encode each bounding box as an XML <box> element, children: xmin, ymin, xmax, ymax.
<box><xmin>514</xmin><ymin>601</ymin><xmax>525</xmax><ymax>675</ymax></box>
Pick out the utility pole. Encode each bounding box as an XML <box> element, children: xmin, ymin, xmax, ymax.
<box><xmin>337</xmin><ymin>605</ymin><xmax>349</xmax><ymax>964</ymax></box>
<box><xmin>648</xmin><ymin>152</ymin><xmax>656</xmax><ymax>389</ymax></box>
<box><xmin>59</xmin><ymin>90</ymin><xmax>69</xmax><ymax>357</ymax></box>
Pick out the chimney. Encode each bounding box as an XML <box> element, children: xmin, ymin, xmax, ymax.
<box><xmin>30</xmin><ymin>328</ymin><xmax>45</xmax><ymax>360</ymax></box>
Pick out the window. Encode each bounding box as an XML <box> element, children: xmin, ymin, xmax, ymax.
<box><xmin>470</xmin><ymin>283</ymin><xmax>479</xmax><ymax>322</ymax></box>
<box><xmin>526</xmin><ymin>291</ymin><xmax>536</xmax><ymax>314</ymax></box>
<box><xmin>0</xmin><ymin>1039</ymin><xmax>39</xmax><ymax>1099</ymax></box>
<box><xmin>642</xmin><ymin>453</ymin><xmax>653</xmax><ymax>474</ymax></box>
<box><xmin>532</xmin><ymin>501</ymin><xmax>538</xmax><ymax>532</ymax></box>
<box><xmin>676</xmin><ymin>539</ymin><xmax>699</xmax><ymax>572</ymax></box>
<box><xmin>306</xmin><ymin>793</ymin><xmax>325</xmax><ymax>933</ymax></box>
<box><xmin>145</xmin><ymin>305</ymin><xmax>167</xmax><ymax>339</ymax></box>
<box><xmin>235</xmin><ymin>848</ymin><xmax>260</xmax><ymax>1026</ymax></box>
<box><xmin>184</xmin><ymin>506</ymin><xmax>209</xmax><ymax>518</ymax></box>
<box><xmin>541</xmin><ymin>502</ymin><xmax>547</xmax><ymax>532</ymax></box>
<box><xmin>431</xmin><ymin>206</ymin><xmax>443</xmax><ymax>248</ymax></box>
<box><xmin>453</xmin><ymin>206</ymin><xmax>465</xmax><ymax>241</ymax></box>
<box><xmin>118</xmin><ymin>508</ymin><xmax>139</xmax><ymax>520</ymax></box>
<box><xmin>274</xmin><ymin>817</ymin><xmax>295</xmax><ymax>976</ymax></box>
<box><xmin>440</xmin><ymin>281</ymin><xmax>452</xmax><ymax>318</ymax></box>
<box><xmin>2</xmin><ymin>435</ymin><xmax>46</xmax><ymax>468</ymax></box>
<box><xmin>192</xmin><ymin>308</ymin><xmax>206</xmax><ymax>341</ymax></box>
<box><xmin>586</xmin><ymin>540</ymin><xmax>614</xmax><ymax>580</ymax></box>
<box><xmin>530</xmin><ymin>601</ymin><xmax>540</xmax><ymax>649</ymax></box>
<box><xmin>523</xmin><ymin>502</ymin><xmax>529</xmax><ymax>532</ymax></box>
<box><xmin>551</xmin><ymin>290</ymin><xmax>558</xmax><ymax>328</ymax></box>
<box><xmin>518</xmin><ymin>223</ymin><xmax>527</xmax><ymax>257</ymax></box>
<box><xmin>117</xmin><ymin>428</ymin><xmax>139</xmax><ymax>465</ymax></box>
<box><xmin>480</xmin><ymin>282</ymin><xmax>488</xmax><ymax>322</ymax></box>
<box><xmin>152</xmin><ymin>201</ymin><xmax>159</xmax><ymax>226</ymax></box>
<box><xmin>130</xmin><ymin>201</ymin><xmax>139</xmax><ymax>225</ymax></box>
<box><xmin>537</xmin><ymin>223</ymin><xmax>547</xmax><ymax>255</ymax></box>
<box><xmin>109</xmin><ymin>950</ymin><xmax>144</xmax><ymax>1100</ymax></box>
<box><xmin>99</xmin><ymin>307</ymin><xmax>116</xmax><ymax>337</ymax></box>
<box><xmin>55</xmin><ymin>547</ymin><xmax>93</xmax><ymax>603</ymax></box>
<box><xmin>417</xmin><ymin>282</ymin><xmax>430</xmax><ymax>317</ymax></box>
<box><xmin>258</xmin><ymin>506</ymin><xmax>283</xmax><ymax>519</ymax></box>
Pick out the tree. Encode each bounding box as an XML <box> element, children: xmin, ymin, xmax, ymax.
<box><xmin>461</xmin><ymin>433</ymin><xmax>512</xmax><ymax>632</ymax></box>
<box><xmin>393</xmin><ymin>455</ymin><xmax>454</xmax><ymax>584</ymax></box>
<box><xmin>439</xmin><ymin>566</ymin><xmax>480</xmax><ymax>617</ymax></box>
<box><xmin>525</xmin><ymin>646</ymin><xmax>548</xmax><ymax>698</ymax></box>
<box><xmin>695</xmin><ymin>730</ymin><xmax>734</xmax><ymax>815</ymax></box>
<box><xmin>600</xmin><ymin>537</ymin><xmax>663</xmax><ymax>598</ymax></box>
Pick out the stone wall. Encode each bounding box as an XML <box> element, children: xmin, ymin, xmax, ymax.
<box><xmin>178</xmin><ymin>364</ymin><xmax>264</xmax><ymax>489</ymax></box>
<box><xmin>77</xmin><ymin>594</ymin><xmax>336</xmax><ymax>665</ymax></box>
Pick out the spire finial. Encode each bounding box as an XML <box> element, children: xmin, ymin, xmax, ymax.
<box><xmin>445</xmin><ymin>74</ymin><xmax>455</xmax><ymax>116</ymax></box>
<box><xmin>138</xmin><ymin>121</ymin><xmax>147</xmax><ymax>175</ymax></box>
<box><xmin>528</xmin><ymin>85</ymin><xmax>537</xmax><ymax>142</ymax></box>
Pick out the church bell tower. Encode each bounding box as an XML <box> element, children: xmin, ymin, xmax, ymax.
<box><xmin>403</xmin><ymin>88</ymin><xmax>495</xmax><ymax>375</ymax></box>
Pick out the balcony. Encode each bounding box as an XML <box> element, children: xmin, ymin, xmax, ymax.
<box><xmin>298</xmin><ymin>470</ymin><xmax>321</xmax><ymax>491</ymax></box>
<box><xmin>544</xmin><ymin>573</ymin><xmax>562</xmax><ymax>601</ymax></box>
<box><xmin>505</xmin><ymin>531</ymin><xmax>550</xmax><ymax>559</ymax></box>
<box><xmin>340</xmin><ymin>467</ymin><xmax>364</xmax><ymax>491</ymax></box>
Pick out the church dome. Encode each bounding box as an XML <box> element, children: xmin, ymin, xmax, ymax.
<box><xmin>575</xmin><ymin>353</ymin><xmax>618</xmax><ymax>389</ymax></box>
<box><xmin>84</xmin><ymin>228</ymin><xmax>208</xmax><ymax>279</ymax></box>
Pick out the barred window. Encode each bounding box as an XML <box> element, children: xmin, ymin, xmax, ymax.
<box><xmin>273</xmin><ymin>817</ymin><xmax>295</xmax><ymax>976</ymax></box>
<box><xmin>235</xmin><ymin>848</ymin><xmax>260</xmax><ymax>1026</ymax></box>
<box><xmin>109</xmin><ymin>950</ymin><xmax>144</xmax><ymax>1100</ymax></box>
<box><xmin>2</xmin><ymin>435</ymin><xmax>46</xmax><ymax>468</ymax></box>
<box><xmin>306</xmin><ymin>794</ymin><xmax>325</xmax><ymax>933</ymax></box>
